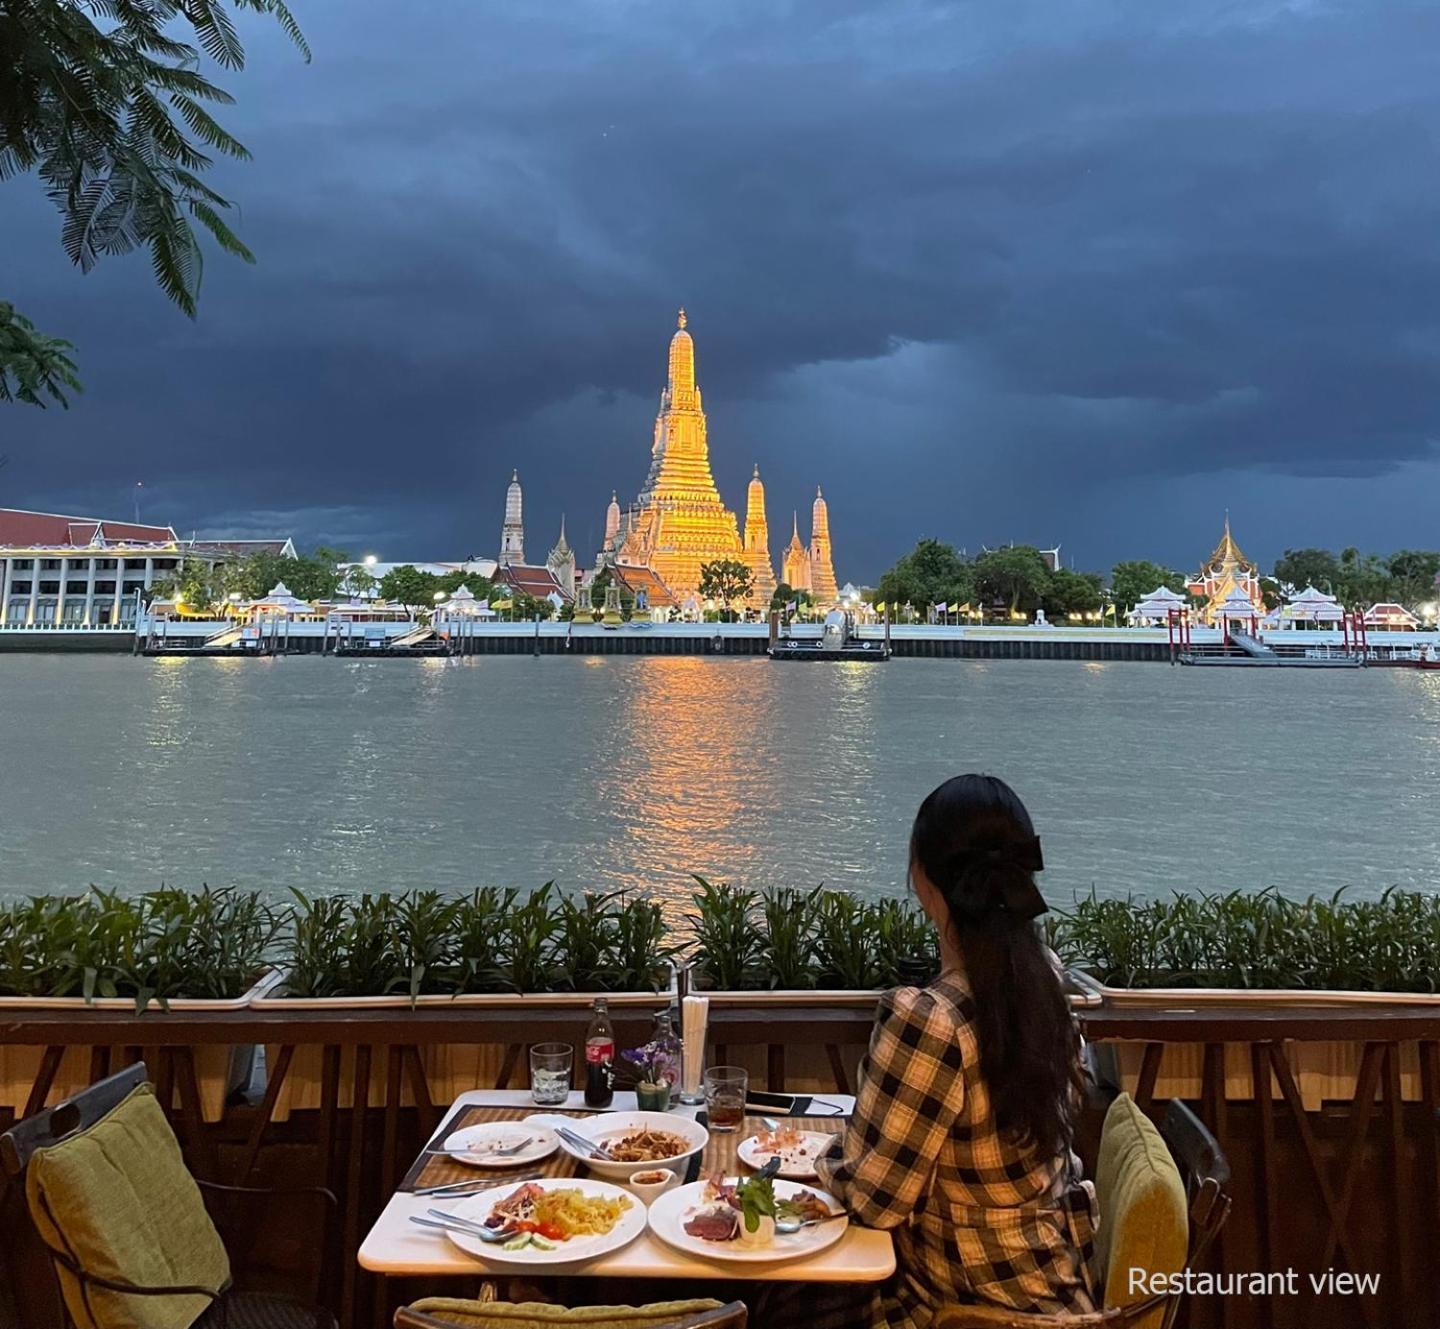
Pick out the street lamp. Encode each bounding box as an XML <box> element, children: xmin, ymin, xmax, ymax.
<box><xmin>363</xmin><ymin>554</ymin><xmax>378</xmax><ymax>568</ymax></box>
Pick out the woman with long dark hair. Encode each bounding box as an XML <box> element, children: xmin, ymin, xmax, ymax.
<box><xmin>811</xmin><ymin>773</ymin><xmax>1096</xmax><ymax>1327</ymax></box>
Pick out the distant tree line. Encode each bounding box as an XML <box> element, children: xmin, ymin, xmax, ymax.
<box><xmin>875</xmin><ymin>540</ymin><xmax>1103</xmax><ymax>618</ymax></box>
<box><xmin>875</xmin><ymin>541</ymin><xmax>1440</xmax><ymax>618</ymax></box>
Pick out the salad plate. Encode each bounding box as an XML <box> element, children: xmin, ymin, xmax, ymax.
<box><xmin>442</xmin><ymin>1177</ymin><xmax>645</xmax><ymax>1266</ymax></box>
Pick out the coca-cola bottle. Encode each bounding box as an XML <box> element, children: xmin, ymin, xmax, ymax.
<box><xmin>584</xmin><ymin>997</ymin><xmax>615</xmax><ymax>1108</ymax></box>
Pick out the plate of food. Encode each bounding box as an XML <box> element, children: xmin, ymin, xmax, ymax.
<box><xmin>736</xmin><ymin>1122</ymin><xmax>837</xmax><ymax>1179</ymax></box>
<box><xmin>442</xmin><ymin>1178</ymin><xmax>645</xmax><ymax>1265</ymax></box>
<box><xmin>647</xmin><ymin>1175</ymin><xmax>848</xmax><ymax>1263</ymax></box>
<box><xmin>552</xmin><ymin>1110</ymin><xmax>708</xmax><ymax>1181</ymax></box>
<box><xmin>440</xmin><ymin>1121</ymin><xmax>559</xmax><ymax>1168</ymax></box>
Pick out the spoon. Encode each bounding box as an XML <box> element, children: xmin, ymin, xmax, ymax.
<box><xmin>775</xmin><ymin>1210</ymin><xmax>847</xmax><ymax>1234</ymax></box>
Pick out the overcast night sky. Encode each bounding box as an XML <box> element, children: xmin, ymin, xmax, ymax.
<box><xmin>6</xmin><ymin>0</ymin><xmax>1440</xmax><ymax>582</ymax></box>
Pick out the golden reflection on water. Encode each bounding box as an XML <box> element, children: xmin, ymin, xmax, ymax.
<box><xmin>585</xmin><ymin>658</ymin><xmax>890</xmax><ymax>920</ymax></box>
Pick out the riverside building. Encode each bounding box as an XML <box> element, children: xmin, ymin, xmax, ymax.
<box><xmin>0</xmin><ymin>509</ymin><xmax>292</xmax><ymax>627</ymax></box>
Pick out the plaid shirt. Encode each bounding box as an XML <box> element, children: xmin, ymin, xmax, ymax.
<box><xmin>814</xmin><ymin>969</ymin><xmax>1096</xmax><ymax>1328</ymax></box>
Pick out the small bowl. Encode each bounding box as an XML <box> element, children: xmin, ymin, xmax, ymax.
<box><xmin>626</xmin><ymin>1168</ymin><xmax>675</xmax><ymax>1205</ymax></box>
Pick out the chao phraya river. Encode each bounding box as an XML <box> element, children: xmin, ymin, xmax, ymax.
<box><xmin>4</xmin><ymin>654</ymin><xmax>1440</xmax><ymax>907</ymax></box>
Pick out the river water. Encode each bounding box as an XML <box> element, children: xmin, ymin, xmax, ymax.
<box><xmin>4</xmin><ymin>654</ymin><xmax>1439</xmax><ymax>909</ymax></box>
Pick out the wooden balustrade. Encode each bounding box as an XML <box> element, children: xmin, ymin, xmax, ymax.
<box><xmin>1</xmin><ymin>999</ymin><xmax>1436</xmax><ymax>1329</ymax></box>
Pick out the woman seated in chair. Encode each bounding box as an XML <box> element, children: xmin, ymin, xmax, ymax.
<box><xmin>813</xmin><ymin>774</ymin><xmax>1096</xmax><ymax>1328</ymax></box>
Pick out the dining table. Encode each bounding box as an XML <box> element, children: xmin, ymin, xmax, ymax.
<box><xmin>358</xmin><ymin>1088</ymin><xmax>897</xmax><ymax>1285</ymax></box>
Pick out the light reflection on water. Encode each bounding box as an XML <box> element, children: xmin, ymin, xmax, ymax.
<box><xmin>2</xmin><ymin>654</ymin><xmax>1439</xmax><ymax>908</ymax></box>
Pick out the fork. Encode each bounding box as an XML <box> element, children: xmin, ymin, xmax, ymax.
<box><xmin>556</xmin><ymin>1125</ymin><xmax>613</xmax><ymax>1160</ymax></box>
<box><xmin>412</xmin><ymin>1170</ymin><xmax>542</xmax><ymax>1198</ymax></box>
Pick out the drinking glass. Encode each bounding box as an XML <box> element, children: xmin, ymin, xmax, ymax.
<box><xmin>530</xmin><ymin>1042</ymin><xmax>573</xmax><ymax>1106</ymax></box>
<box><xmin>703</xmin><ymin>1065</ymin><xmax>747</xmax><ymax>1133</ymax></box>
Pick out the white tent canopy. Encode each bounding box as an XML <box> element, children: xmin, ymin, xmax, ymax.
<box><xmin>1281</xmin><ymin>585</ymin><xmax>1343</xmax><ymax>624</ymax></box>
<box><xmin>1214</xmin><ymin>586</ymin><xmax>1261</xmax><ymax>621</ymax></box>
<box><xmin>1128</xmin><ymin>586</ymin><xmax>1189</xmax><ymax>624</ymax></box>
<box><xmin>438</xmin><ymin>585</ymin><xmax>495</xmax><ymax>618</ymax></box>
<box><xmin>1364</xmin><ymin>602</ymin><xmax>1420</xmax><ymax>629</ymax></box>
<box><xmin>247</xmin><ymin>582</ymin><xmax>312</xmax><ymax>615</ymax></box>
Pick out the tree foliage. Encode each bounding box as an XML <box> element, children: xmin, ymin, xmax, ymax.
<box><xmin>1274</xmin><ymin>545</ymin><xmax>1440</xmax><ymax>610</ymax></box>
<box><xmin>0</xmin><ymin>302</ymin><xmax>81</xmax><ymax>406</ymax></box>
<box><xmin>1110</xmin><ymin>560</ymin><xmax>1187</xmax><ymax>612</ymax></box>
<box><xmin>973</xmin><ymin>545</ymin><xmax>1052</xmax><ymax>615</ymax></box>
<box><xmin>874</xmin><ymin>538</ymin><xmax>974</xmax><ymax>610</ymax></box>
<box><xmin>1</xmin><ymin>0</ymin><xmax>309</xmax><ymax>400</ymax></box>
<box><xmin>697</xmin><ymin>559</ymin><xmax>753</xmax><ymax>621</ymax></box>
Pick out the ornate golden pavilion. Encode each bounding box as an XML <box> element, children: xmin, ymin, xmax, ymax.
<box><xmin>1187</xmin><ymin>516</ymin><xmax>1264</xmax><ymax>624</ymax></box>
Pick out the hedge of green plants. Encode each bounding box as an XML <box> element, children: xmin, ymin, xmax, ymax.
<box><xmin>0</xmin><ymin>887</ymin><xmax>283</xmax><ymax>1009</ymax></box>
<box><xmin>1049</xmin><ymin>888</ymin><xmax>1440</xmax><ymax>993</ymax></box>
<box><xmin>5</xmin><ymin>881</ymin><xmax>1440</xmax><ymax>1010</ymax></box>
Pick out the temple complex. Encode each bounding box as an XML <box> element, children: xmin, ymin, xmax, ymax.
<box><xmin>607</xmin><ymin>311</ymin><xmax>747</xmax><ymax>601</ymax></box>
<box><xmin>782</xmin><ymin>513</ymin><xmax>812</xmax><ymax>593</ymax></box>
<box><xmin>743</xmin><ymin>466</ymin><xmax>777</xmax><ymax>605</ymax></box>
<box><xmin>1188</xmin><ymin>516</ymin><xmax>1263</xmax><ymax>624</ymax></box>
<box><xmin>583</xmin><ymin>310</ymin><xmax>841</xmax><ymax>611</ymax></box>
<box><xmin>808</xmin><ymin>487</ymin><xmax>838</xmax><ymax>604</ymax></box>
<box><xmin>499</xmin><ymin>471</ymin><xmax>525</xmax><ymax>568</ymax></box>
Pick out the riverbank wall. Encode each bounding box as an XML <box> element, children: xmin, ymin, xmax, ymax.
<box><xmin>2</xmin><ymin>620</ymin><xmax>1433</xmax><ymax>661</ymax></box>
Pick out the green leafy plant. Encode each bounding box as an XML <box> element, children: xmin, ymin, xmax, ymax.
<box><xmin>452</xmin><ymin>886</ymin><xmax>519</xmax><ymax>994</ymax></box>
<box><xmin>760</xmin><ymin>887</ymin><xmax>822</xmax><ymax>990</ymax></box>
<box><xmin>1051</xmin><ymin>887</ymin><xmax>1440</xmax><ymax>992</ymax></box>
<box><xmin>687</xmin><ymin>877</ymin><xmax>765</xmax><ymax>991</ymax></box>
<box><xmin>869</xmin><ymin>898</ymin><xmax>939</xmax><ymax>988</ymax></box>
<box><xmin>814</xmin><ymin>892</ymin><xmax>879</xmax><ymax>990</ymax></box>
<box><xmin>498</xmin><ymin>883</ymin><xmax>562</xmax><ymax>993</ymax></box>
<box><xmin>0</xmin><ymin>887</ymin><xmax>278</xmax><ymax>1011</ymax></box>
<box><xmin>611</xmin><ymin>896</ymin><xmax>681</xmax><ymax>992</ymax></box>
<box><xmin>557</xmin><ymin>891</ymin><xmax>623</xmax><ymax>992</ymax></box>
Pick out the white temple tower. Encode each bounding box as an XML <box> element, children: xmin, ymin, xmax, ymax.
<box><xmin>499</xmin><ymin>470</ymin><xmax>525</xmax><ymax>568</ymax></box>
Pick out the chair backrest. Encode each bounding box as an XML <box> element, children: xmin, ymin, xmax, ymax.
<box><xmin>394</xmin><ymin>1299</ymin><xmax>747</xmax><ymax>1328</ymax></box>
<box><xmin>6</xmin><ymin>1064</ymin><xmax>231</xmax><ymax>1329</ymax></box>
<box><xmin>0</xmin><ymin>1062</ymin><xmax>148</xmax><ymax>1176</ymax></box>
<box><xmin>1159</xmin><ymin>1099</ymin><xmax>1232</xmax><ymax>1275</ymax></box>
<box><xmin>1093</xmin><ymin>1093</ymin><xmax>1188</xmax><ymax>1329</ymax></box>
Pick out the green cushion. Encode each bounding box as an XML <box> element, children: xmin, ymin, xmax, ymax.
<box><xmin>1093</xmin><ymin>1093</ymin><xmax>1187</xmax><ymax>1329</ymax></box>
<box><xmin>26</xmin><ymin>1082</ymin><xmax>230</xmax><ymax>1329</ymax></box>
<box><xmin>404</xmin><ymin>1298</ymin><xmax>724</xmax><ymax>1328</ymax></box>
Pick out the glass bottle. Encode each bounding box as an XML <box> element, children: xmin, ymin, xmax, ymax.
<box><xmin>584</xmin><ymin>996</ymin><xmax>615</xmax><ymax>1108</ymax></box>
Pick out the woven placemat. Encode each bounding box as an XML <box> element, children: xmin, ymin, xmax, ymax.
<box><xmin>401</xmin><ymin>1109</ymin><xmax>848</xmax><ymax>1193</ymax></box>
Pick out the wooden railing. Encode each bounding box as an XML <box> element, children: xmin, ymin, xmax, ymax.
<box><xmin>1</xmin><ymin>1000</ymin><xmax>1436</xmax><ymax>1329</ymax></box>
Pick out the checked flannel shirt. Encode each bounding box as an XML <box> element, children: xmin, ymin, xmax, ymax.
<box><xmin>813</xmin><ymin>968</ymin><xmax>1097</xmax><ymax>1328</ymax></box>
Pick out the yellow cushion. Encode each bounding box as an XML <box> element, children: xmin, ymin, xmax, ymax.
<box><xmin>403</xmin><ymin>1298</ymin><xmax>725</xmax><ymax>1328</ymax></box>
<box><xmin>25</xmin><ymin>1082</ymin><xmax>230</xmax><ymax>1329</ymax></box>
<box><xmin>1093</xmin><ymin>1093</ymin><xmax>1187</xmax><ymax>1329</ymax></box>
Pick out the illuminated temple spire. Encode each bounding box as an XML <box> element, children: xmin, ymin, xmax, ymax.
<box><xmin>499</xmin><ymin>469</ymin><xmax>524</xmax><ymax>568</ymax></box>
<box><xmin>782</xmin><ymin>511</ymin><xmax>812</xmax><ymax>593</ymax></box>
<box><xmin>744</xmin><ymin>464</ymin><xmax>777</xmax><ymax>605</ymax></box>
<box><xmin>808</xmin><ymin>486</ymin><xmax>838</xmax><ymax>605</ymax></box>
<box><xmin>617</xmin><ymin>310</ymin><xmax>745</xmax><ymax>600</ymax></box>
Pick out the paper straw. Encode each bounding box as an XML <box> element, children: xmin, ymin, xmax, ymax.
<box><xmin>680</xmin><ymin>994</ymin><xmax>709</xmax><ymax>1102</ymax></box>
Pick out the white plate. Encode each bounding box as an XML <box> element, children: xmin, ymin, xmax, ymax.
<box><xmin>444</xmin><ymin>1177</ymin><xmax>645</xmax><ymax>1266</ymax></box>
<box><xmin>442</xmin><ymin>1122</ymin><xmax>559</xmax><ymax>1168</ymax></box>
<box><xmin>736</xmin><ymin>1131</ymin><xmax>837</xmax><ymax>1179</ymax></box>
<box><xmin>647</xmin><ymin>1179</ymin><xmax>849</xmax><ymax>1264</ymax></box>
<box><xmin>552</xmin><ymin>1110</ymin><xmax>709</xmax><ymax>1181</ymax></box>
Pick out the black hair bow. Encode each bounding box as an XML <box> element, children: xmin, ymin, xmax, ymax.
<box><xmin>947</xmin><ymin>836</ymin><xmax>1048</xmax><ymax>920</ymax></box>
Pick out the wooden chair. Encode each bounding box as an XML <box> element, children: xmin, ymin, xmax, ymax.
<box><xmin>397</xmin><ymin>1301</ymin><xmax>748</xmax><ymax>1329</ymax></box>
<box><xmin>0</xmin><ymin>1062</ymin><xmax>338</xmax><ymax>1329</ymax></box>
<box><xmin>934</xmin><ymin>1099</ymin><xmax>1231</xmax><ymax>1329</ymax></box>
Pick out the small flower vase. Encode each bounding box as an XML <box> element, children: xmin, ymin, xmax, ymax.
<box><xmin>636</xmin><ymin>1080</ymin><xmax>672</xmax><ymax>1112</ymax></box>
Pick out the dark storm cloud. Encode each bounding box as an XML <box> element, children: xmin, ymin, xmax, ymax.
<box><xmin>7</xmin><ymin>0</ymin><xmax>1440</xmax><ymax>576</ymax></box>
